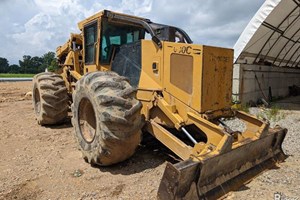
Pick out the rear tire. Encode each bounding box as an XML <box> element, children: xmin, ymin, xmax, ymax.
<box><xmin>32</xmin><ymin>72</ymin><xmax>69</xmax><ymax>125</ymax></box>
<box><xmin>72</xmin><ymin>71</ymin><xmax>143</xmax><ymax>166</ymax></box>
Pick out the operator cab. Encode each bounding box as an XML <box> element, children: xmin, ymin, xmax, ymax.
<box><xmin>79</xmin><ymin>10</ymin><xmax>193</xmax><ymax>86</ymax></box>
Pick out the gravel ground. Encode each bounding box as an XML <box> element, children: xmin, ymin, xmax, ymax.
<box><xmin>0</xmin><ymin>81</ymin><xmax>299</xmax><ymax>200</ymax></box>
<box><xmin>227</xmin><ymin>96</ymin><xmax>300</xmax><ymax>200</ymax></box>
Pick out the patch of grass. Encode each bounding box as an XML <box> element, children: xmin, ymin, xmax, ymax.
<box><xmin>266</xmin><ymin>106</ymin><xmax>279</xmax><ymax>121</ymax></box>
<box><xmin>0</xmin><ymin>73</ymin><xmax>35</xmax><ymax>78</ymax></box>
<box><xmin>256</xmin><ymin>112</ymin><xmax>265</xmax><ymax>120</ymax></box>
<box><xmin>265</xmin><ymin>105</ymin><xmax>285</xmax><ymax>121</ymax></box>
<box><xmin>255</xmin><ymin>105</ymin><xmax>286</xmax><ymax>122</ymax></box>
<box><xmin>240</xmin><ymin>104</ymin><xmax>250</xmax><ymax>113</ymax></box>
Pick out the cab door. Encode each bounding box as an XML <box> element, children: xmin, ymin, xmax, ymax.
<box><xmin>83</xmin><ymin>20</ymin><xmax>100</xmax><ymax>73</ymax></box>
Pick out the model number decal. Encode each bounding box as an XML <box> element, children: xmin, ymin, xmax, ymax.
<box><xmin>173</xmin><ymin>46</ymin><xmax>192</xmax><ymax>55</ymax></box>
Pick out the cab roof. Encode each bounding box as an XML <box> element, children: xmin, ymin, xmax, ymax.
<box><xmin>77</xmin><ymin>10</ymin><xmax>150</xmax><ymax>30</ymax></box>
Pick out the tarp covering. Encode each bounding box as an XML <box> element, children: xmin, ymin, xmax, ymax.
<box><xmin>234</xmin><ymin>0</ymin><xmax>300</xmax><ymax>68</ymax></box>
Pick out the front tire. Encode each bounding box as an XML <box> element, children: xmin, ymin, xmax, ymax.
<box><xmin>32</xmin><ymin>72</ymin><xmax>69</xmax><ymax>125</ymax></box>
<box><xmin>72</xmin><ymin>71</ymin><xmax>142</xmax><ymax>166</ymax></box>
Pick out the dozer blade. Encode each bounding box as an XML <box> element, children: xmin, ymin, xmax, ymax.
<box><xmin>157</xmin><ymin>127</ymin><xmax>287</xmax><ymax>199</ymax></box>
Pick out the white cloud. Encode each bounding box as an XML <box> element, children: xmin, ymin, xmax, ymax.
<box><xmin>0</xmin><ymin>0</ymin><xmax>263</xmax><ymax>64</ymax></box>
<box><xmin>120</xmin><ymin>0</ymin><xmax>153</xmax><ymax>15</ymax></box>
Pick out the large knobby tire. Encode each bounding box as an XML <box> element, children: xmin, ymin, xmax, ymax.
<box><xmin>32</xmin><ymin>72</ymin><xmax>69</xmax><ymax>125</ymax></box>
<box><xmin>72</xmin><ymin>71</ymin><xmax>143</xmax><ymax>166</ymax></box>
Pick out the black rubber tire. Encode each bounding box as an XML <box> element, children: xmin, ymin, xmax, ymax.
<box><xmin>72</xmin><ymin>71</ymin><xmax>143</xmax><ymax>166</ymax></box>
<box><xmin>32</xmin><ymin>72</ymin><xmax>69</xmax><ymax>125</ymax></box>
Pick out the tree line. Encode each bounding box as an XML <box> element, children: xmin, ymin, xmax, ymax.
<box><xmin>0</xmin><ymin>52</ymin><xmax>59</xmax><ymax>74</ymax></box>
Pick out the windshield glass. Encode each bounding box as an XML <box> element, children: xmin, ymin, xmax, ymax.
<box><xmin>100</xmin><ymin>20</ymin><xmax>145</xmax><ymax>64</ymax></box>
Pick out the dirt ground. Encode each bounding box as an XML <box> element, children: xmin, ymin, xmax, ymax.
<box><xmin>0</xmin><ymin>81</ymin><xmax>299</xmax><ymax>200</ymax></box>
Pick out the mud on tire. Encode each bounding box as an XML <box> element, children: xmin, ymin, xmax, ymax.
<box><xmin>72</xmin><ymin>71</ymin><xmax>143</xmax><ymax>166</ymax></box>
<box><xmin>32</xmin><ymin>72</ymin><xmax>69</xmax><ymax>125</ymax></box>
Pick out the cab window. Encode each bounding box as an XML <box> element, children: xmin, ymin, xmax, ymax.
<box><xmin>100</xmin><ymin>20</ymin><xmax>144</xmax><ymax>64</ymax></box>
<box><xmin>84</xmin><ymin>22</ymin><xmax>97</xmax><ymax>64</ymax></box>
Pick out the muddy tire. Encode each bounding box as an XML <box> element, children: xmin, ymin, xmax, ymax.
<box><xmin>32</xmin><ymin>72</ymin><xmax>69</xmax><ymax>125</ymax></box>
<box><xmin>72</xmin><ymin>71</ymin><xmax>142</xmax><ymax>166</ymax></box>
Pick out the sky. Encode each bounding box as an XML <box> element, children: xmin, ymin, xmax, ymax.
<box><xmin>0</xmin><ymin>0</ymin><xmax>264</xmax><ymax>65</ymax></box>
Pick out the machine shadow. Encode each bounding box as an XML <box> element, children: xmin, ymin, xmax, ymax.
<box><xmin>93</xmin><ymin>133</ymin><xmax>178</xmax><ymax>175</ymax></box>
<box><xmin>44</xmin><ymin>116</ymin><xmax>73</xmax><ymax>129</ymax></box>
<box><xmin>230</xmin><ymin>157</ymin><xmax>288</xmax><ymax>194</ymax></box>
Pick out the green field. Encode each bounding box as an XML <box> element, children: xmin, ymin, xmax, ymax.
<box><xmin>0</xmin><ymin>73</ymin><xmax>35</xmax><ymax>78</ymax></box>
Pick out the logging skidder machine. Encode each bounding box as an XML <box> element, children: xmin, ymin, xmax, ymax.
<box><xmin>32</xmin><ymin>10</ymin><xmax>287</xmax><ymax>199</ymax></box>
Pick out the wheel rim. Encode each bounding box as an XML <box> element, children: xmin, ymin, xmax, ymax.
<box><xmin>78</xmin><ymin>98</ymin><xmax>96</xmax><ymax>143</ymax></box>
<box><xmin>34</xmin><ymin>88</ymin><xmax>41</xmax><ymax>114</ymax></box>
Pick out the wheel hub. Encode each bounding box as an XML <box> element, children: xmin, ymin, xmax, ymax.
<box><xmin>78</xmin><ymin>98</ymin><xmax>96</xmax><ymax>143</ymax></box>
<box><xmin>34</xmin><ymin>88</ymin><xmax>41</xmax><ymax>114</ymax></box>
